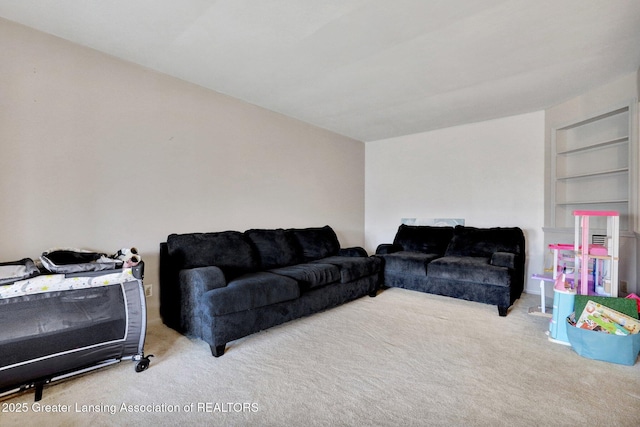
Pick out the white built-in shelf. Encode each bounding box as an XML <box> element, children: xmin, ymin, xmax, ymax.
<box><xmin>556</xmin><ymin>167</ymin><xmax>628</xmax><ymax>181</ymax></box>
<box><xmin>556</xmin><ymin>199</ymin><xmax>628</xmax><ymax>206</ymax></box>
<box><xmin>556</xmin><ymin>136</ymin><xmax>628</xmax><ymax>155</ymax></box>
<box><xmin>550</xmin><ymin>100</ymin><xmax>636</xmax><ymax>231</ymax></box>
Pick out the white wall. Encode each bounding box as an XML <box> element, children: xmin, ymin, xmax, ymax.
<box><xmin>0</xmin><ymin>19</ymin><xmax>366</xmax><ymax>316</ymax></box>
<box><xmin>365</xmin><ymin>111</ymin><xmax>546</xmax><ymax>294</ymax></box>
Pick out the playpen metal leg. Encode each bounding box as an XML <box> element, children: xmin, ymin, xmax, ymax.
<box><xmin>34</xmin><ymin>381</ymin><xmax>45</xmax><ymax>401</ymax></box>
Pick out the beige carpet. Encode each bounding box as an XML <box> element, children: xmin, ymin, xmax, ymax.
<box><xmin>2</xmin><ymin>289</ymin><xmax>640</xmax><ymax>426</ymax></box>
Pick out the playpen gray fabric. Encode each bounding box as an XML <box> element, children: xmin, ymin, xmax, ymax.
<box><xmin>0</xmin><ymin>267</ymin><xmax>147</xmax><ymax>398</ymax></box>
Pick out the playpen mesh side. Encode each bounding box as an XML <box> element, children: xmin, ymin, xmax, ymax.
<box><xmin>0</xmin><ymin>280</ymin><xmax>145</xmax><ymax>391</ymax></box>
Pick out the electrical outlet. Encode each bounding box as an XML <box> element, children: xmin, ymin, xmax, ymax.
<box><xmin>619</xmin><ymin>280</ymin><xmax>628</xmax><ymax>295</ymax></box>
<box><xmin>144</xmin><ymin>283</ymin><xmax>153</xmax><ymax>298</ymax></box>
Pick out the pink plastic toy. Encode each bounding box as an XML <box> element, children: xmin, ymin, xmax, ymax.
<box><xmin>554</xmin><ymin>273</ymin><xmax>567</xmax><ymax>291</ymax></box>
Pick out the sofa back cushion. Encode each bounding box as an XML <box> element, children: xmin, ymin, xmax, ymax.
<box><xmin>287</xmin><ymin>225</ymin><xmax>340</xmax><ymax>261</ymax></box>
<box><xmin>444</xmin><ymin>226</ymin><xmax>524</xmax><ymax>258</ymax></box>
<box><xmin>245</xmin><ymin>228</ymin><xmax>302</xmax><ymax>270</ymax></box>
<box><xmin>166</xmin><ymin>231</ymin><xmax>258</xmax><ymax>279</ymax></box>
<box><xmin>393</xmin><ymin>225</ymin><xmax>454</xmax><ymax>255</ymax></box>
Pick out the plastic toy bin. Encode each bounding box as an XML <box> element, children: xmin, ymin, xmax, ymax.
<box><xmin>565</xmin><ymin>318</ymin><xmax>640</xmax><ymax>366</ymax></box>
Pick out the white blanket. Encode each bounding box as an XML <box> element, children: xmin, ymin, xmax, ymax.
<box><xmin>0</xmin><ymin>268</ymin><xmax>137</xmax><ymax>299</ymax></box>
<box><xmin>0</xmin><ymin>265</ymin><xmax>29</xmax><ymax>281</ymax></box>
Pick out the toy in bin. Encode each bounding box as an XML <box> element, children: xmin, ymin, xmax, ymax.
<box><xmin>572</xmin><ymin>300</ymin><xmax>639</xmax><ymax>335</ymax></box>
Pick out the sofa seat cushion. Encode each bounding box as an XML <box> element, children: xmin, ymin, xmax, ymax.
<box><xmin>428</xmin><ymin>256</ymin><xmax>510</xmax><ymax>287</ymax></box>
<box><xmin>315</xmin><ymin>256</ymin><xmax>381</xmax><ymax>284</ymax></box>
<box><xmin>202</xmin><ymin>272</ymin><xmax>300</xmax><ymax>316</ymax></box>
<box><xmin>269</xmin><ymin>263</ymin><xmax>341</xmax><ymax>291</ymax></box>
<box><xmin>378</xmin><ymin>251</ymin><xmax>441</xmax><ymax>275</ymax></box>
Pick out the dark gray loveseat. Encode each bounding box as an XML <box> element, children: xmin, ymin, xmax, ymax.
<box><xmin>160</xmin><ymin>226</ymin><xmax>381</xmax><ymax>356</ymax></box>
<box><xmin>376</xmin><ymin>225</ymin><xmax>525</xmax><ymax>316</ymax></box>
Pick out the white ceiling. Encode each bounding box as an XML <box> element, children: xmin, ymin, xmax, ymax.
<box><xmin>2</xmin><ymin>0</ymin><xmax>640</xmax><ymax>142</ymax></box>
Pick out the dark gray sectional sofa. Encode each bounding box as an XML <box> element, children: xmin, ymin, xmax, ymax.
<box><xmin>160</xmin><ymin>226</ymin><xmax>381</xmax><ymax>357</ymax></box>
<box><xmin>376</xmin><ymin>225</ymin><xmax>525</xmax><ymax>316</ymax></box>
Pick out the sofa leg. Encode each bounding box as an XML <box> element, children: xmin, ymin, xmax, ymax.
<box><xmin>369</xmin><ymin>290</ymin><xmax>377</xmax><ymax>297</ymax></box>
<box><xmin>211</xmin><ymin>344</ymin><xmax>226</xmax><ymax>357</ymax></box>
<box><xmin>498</xmin><ymin>306</ymin><xmax>508</xmax><ymax>317</ymax></box>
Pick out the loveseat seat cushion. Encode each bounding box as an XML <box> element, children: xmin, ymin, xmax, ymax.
<box><xmin>315</xmin><ymin>256</ymin><xmax>381</xmax><ymax>284</ymax></box>
<box><xmin>427</xmin><ymin>256</ymin><xmax>511</xmax><ymax>286</ymax></box>
<box><xmin>287</xmin><ymin>226</ymin><xmax>340</xmax><ymax>262</ymax></box>
<box><xmin>245</xmin><ymin>228</ymin><xmax>302</xmax><ymax>269</ymax></box>
<box><xmin>378</xmin><ymin>251</ymin><xmax>441</xmax><ymax>276</ymax></box>
<box><xmin>269</xmin><ymin>263</ymin><xmax>341</xmax><ymax>291</ymax></box>
<box><xmin>444</xmin><ymin>226</ymin><xmax>524</xmax><ymax>258</ymax></box>
<box><xmin>393</xmin><ymin>225</ymin><xmax>454</xmax><ymax>254</ymax></box>
<box><xmin>167</xmin><ymin>231</ymin><xmax>258</xmax><ymax>279</ymax></box>
<box><xmin>201</xmin><ymin>272</ymin><xmax>300</xmax><ymax>316</ymax></box>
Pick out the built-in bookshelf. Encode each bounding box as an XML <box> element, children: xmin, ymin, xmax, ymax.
<box><xmin>550</xmin><ymin>102</ymin><xmax>636</xmax><ymax>231</ymax></box>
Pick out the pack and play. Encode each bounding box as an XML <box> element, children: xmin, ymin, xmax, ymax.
<box><xmin>0</xmin><ymin>250</ymin><xmax>152</xmax><ymax>401</ymax></box>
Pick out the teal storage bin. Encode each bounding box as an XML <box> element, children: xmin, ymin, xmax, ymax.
<box><xmin>566</xmin><ymin>317</ymin><xmax>640</xmax><ymax>366</ymax></box>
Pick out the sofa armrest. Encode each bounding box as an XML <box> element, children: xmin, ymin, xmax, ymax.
<box><xmin>490</xmin><ymin>252</ymin><xmax>516</xmax><ymax>269</ymax></box>
<box><xmin>375</xmin><ymin>243</ymin><xmax>402</xmax><ymax>255</ymax></box>
<box><xmin>338</xmin><ymin>246</ymin><xmax>368</xmax><ymax>257</ymax></box>
<box><xmin>179</xmin><ymin>266</ymin><xmax>227</xmax><ymax>292</ymax></box>
<box><xmin>178</xmin><ymin>266</ymin><xmax>227</xmax><ymax>336</ymax></box>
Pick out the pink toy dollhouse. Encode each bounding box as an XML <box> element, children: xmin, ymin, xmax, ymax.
<box><xmin>548</xmin><ymin>210</ymin><xmax>619</xmax><ymax>296</ymax></box>
<box><xmin>546</xmin><ymin>210</ymin><xmax>619</xmax><ymax>345</ymax></box>
<box><xmin>573</xmin><ymin>210</ymin><xmax>619</xmax><ymax>297</ymax></box>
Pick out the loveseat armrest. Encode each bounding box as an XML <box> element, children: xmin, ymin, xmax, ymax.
<box><xmin>375</xmin><ymin>243</ymin><xmax>402</xmax><ymax>255</ymax></box>
<box><xmin>490</xmin><ymin>252</ymin><xmax>516</xmax><ymax>269</ymax></box>
<box><xmin>338</xmin><ymin>246</ymin><xmax>368</xmax><ymax>257</ymax></box>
